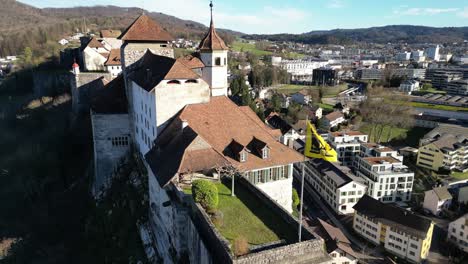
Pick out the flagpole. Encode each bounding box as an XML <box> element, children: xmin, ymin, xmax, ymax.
<box><xmin>298</xmin><ymin>115</ymin><xmax>308</xmax><ymax>243</ymax></box>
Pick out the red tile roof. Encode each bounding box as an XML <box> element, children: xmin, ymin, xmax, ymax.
<box><xmin>87</xmin><ymin>37</ymin><xmax>104</xmax><ymax>48</ymax></box>
<box><xmin>363</xmin><ymin>156</ymin><xmax>400</xmax><ymax>165</ymax></box>
<box><xmin>100</xmin><ymin>29</ymin><xmax>122</xmax><ymax>38</ymax></box>
<box><xmin>177</xmin><ymin>54</ymin><xmax>205</xmax><ymax>69</ymax></box>
<box><xmin>118</xmin><ymin>15</ymin><xmax>174</xmax><ymax>42</ymax></box>
<box><xmin>104</xmin><ymin>49</ymin><xmax>121</xmax><ymax>66</ymax></box>
<box><xmin>199</xmin><ymin>19</ymin><xmax>228</xmax><ymax>51</ymax></box>
<box><xmin>129</xmin><ymin>50</ymin><xmax>200</xmax><ymax>91</ymax></box>
<box><xmin>146</xmin><ymin>97</ymin><xmax>304</xmax><ymax>186</ymax></box>
<box><xmin>325</xmin><ymin>111</ymin><xmax>344</xmax><ymax>122</ymax></box>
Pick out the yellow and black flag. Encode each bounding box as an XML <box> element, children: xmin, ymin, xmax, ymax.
<box><xmin>304</xmin><ymin>121</ymin><xmax>338</xmax><ymax>162</ymax></box>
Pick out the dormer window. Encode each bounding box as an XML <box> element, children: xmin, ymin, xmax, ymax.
<box><xmin>240</xmin><ymin>151</ymin><xmax>247</xmax><ymax>163</ymax></box>
<box><xmin>167</xmin><ymin>80</ymin><xmax>181</xmax><ymax>85</ymax></box>
<box><xmin>262</xmin><ymin>147</ymin><xmax>270</xmax><ymax>159</ymax></box>
<box><xmin>185</xmin><ymin>79</ymin><xmax>198</xmax><ymax>84</ymax></box>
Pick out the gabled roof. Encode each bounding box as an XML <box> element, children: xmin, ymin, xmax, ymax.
<box><xmin>129</xmin><ymin>50</ymin><xmax>200</xmax><ymax>91</ymax></box>
<box><xmin>354</xmin><ymin>195</ymin><xmax>432</xmax><ymax>239</ymax></box>
<box><xmin>100</xmin><ymin>29</ymin><xmax>122</xmax><ymax>38</ymax></box>
<box><xmin>87</xmin><ymin>37</ymin><xmax>104</xmax><ymax>49</ymax></box>
<box><xmin>177</xmin><ymin>54</ymin><xmax>205</xmax><ymax>69</ymax></box>
<box><xmin>266</xmin><ymin>114</ymin><xmax>293</xmax><ymax>135</ymax></box>
<box><xmin>104</xmin><ymin>49</ymin><xmax>121</xmax><ymax>66</ymax></box>
<box><xmin>91</xmin><ymin>75</ymin><xmax>127</xmax><ymax>114</ymax></box>
<box><xmin>316</xmin><ymin>219</ymin><xmax>358</xmax><ymax>258</ymax></box>
<box><xmin>199</xmin><ymin>18</ymin><xmax>228</xmax><ymax>51</ymax></box>
<box><xmin>146</xmin><ymin>97</ymin><xmax>304</xmax><ymax>187</ymax></box>
<box><xmin>118</xmin><ymin>15</ymin><xmax>174</xmax><ymax>42</ymax></box>
<box><xmin>325</xmin><ymin>111</ymin><xmax>344</xmax><ymax>122</ymax></box>
<box><xmin>431</xmin><ymin>186</ymin><xmax>452</xmax><ymax>201</ymax></box>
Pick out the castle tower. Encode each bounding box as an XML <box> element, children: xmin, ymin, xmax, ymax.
<box><xmin>199</xmin><ymin>1</ymin><xmax>229</xmax><ymax>97</ymax></box>
<box><xmin>117</xmin><ymin>15</ymin><xmax>175</xmax><ymax>143</ymax></box>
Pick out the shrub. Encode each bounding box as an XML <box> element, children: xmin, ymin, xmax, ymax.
<box><xmin>292</xmin><ymin>189</ymin><xmax>300</xmax><ymax>208</ymax></box>
<box><xmin>233</xmin><ymin>235</ymin><xmax>249</xmax><ymax>257</ymax></box>
<box><xmin>192</xmin><ymin>180</ymin><xmax>219</xmax><ymax>210</ymax></box>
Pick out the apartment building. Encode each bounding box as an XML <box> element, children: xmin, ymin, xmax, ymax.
<box><xmin>431</xmin><ymin>71</ymin><xmax>463</xmax><ymax>90</ymax></box>
<box><xmin>446</xmin><ymin>79</ymin><xmax>468</xmax><ymax>96</ymax></box>
<box><xmin>353</xmin><ymin>195</ymin><xmax>434</xmax><ymax>263</ymax></box>
<box><xmin>447</xmin><ymin>213</ymin><xmax>468</xmax><ymax>253</ymax></box>
<box><xmin>417</xmin><ymin>124</ymin><xmax>468</xmax><ymax>171</ymax></box>
<box><xmin>355</xmin><ymin>68</ymin><xmax>383</xmax><ymax>80</ymax></box>
<box><xmin>328</xmin><ymin>131</ymin><xmax>369</xmax><ymax>166</ymax></box>
<box><xmin>359</xmin><ymin>143</ymin><xmax>403</xmax><ymax>161</ymax></box>
<box><xmin>355</xmin><ymin>156</ymin><xmax>413</xmax><ymax>203</ymax></box>
<box><xmin>301</xmin><ymin>159</ymin><xmax>366</xmax><ymax>215</ymax></box>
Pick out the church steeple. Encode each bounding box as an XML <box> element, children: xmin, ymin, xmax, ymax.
<box><xmin>199</xmin><ymin>1</ymin><xmax>228</xmax><ymax>51</ymax></box>
<box><xmin>199</xmin><ymin>0</ymin><xmax>229</xmax><ymax>97</ymax></box>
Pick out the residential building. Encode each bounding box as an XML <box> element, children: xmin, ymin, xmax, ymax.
<box><xmin>303</xmin><ymin>105</ymin><xmax>323</xmax><ymax>120</ymax></box>
<box><xmin>301</xmin><ymin>159</ymin><xmax>366</xmax><ymax>215</ymax></box>
<box><xmin>104</xmin><ymin>49</ymin><xmax>122</xmax><ymax>77</ymax></box>
<box><xmin>353</xmin><ymin>196</ymin><xmax>433</xmax><ymax>263</ymax></box>
<box><xmin>280</xmin><ymin>59</ymin><xmax>329</xmax><ymax>82</ymax></box>
<box><xmin>396</xmin><ymin>52</ymin><xmax>411</xmax><ymax>61</ymax></box>
<box><xmin>355</xmin><ymin>155</ymin><xmax>413</xmax><ymax>203</ymax></box>
<box><xmin>417</xmin><ymin>124</ymin><xmax>468</xmax><ymax>171</ymax></box>
<box><xmin>355</xmin><ymin>68</ymin><xmax>383</xmax><ymax>80</ymax></box>
<box><xmin>291</xmin><ymin>90</ymin><xmax>311</xmax><ymax>105</ymax></box>
<box><xmin>426</xmin><ymin>45</ymin><xmax>440</xmax><ymax>61</ymax></box>
<box><xmin>431</xmin><ymin>71</ymin><xmax>463</xmax><ymax>90</ymax></box>
<box><xmin>315</xmin><ymin>219</ymin><xmax>359</xmax><ymax>264</ymax></box>
<box><xmin>82</xmin><ymin>37</ymin><xmax>109</xmax><ymax>71</ymax></box>
<box><xmin>328</xmin><ymin>131</ymin><xmax>369</xmax><ymax>166</ymax></box>
<box><xmin>412</xmin><ymin>50</ymin><xmax>425</xmax><ymax>62</ymax></box>
<box><xmin>447</xmin><ymin>79</ymin><xmax>468</xmax><ymax>96</ymax></box>
<box><xmin>423</xmin><ymin>186</ymin><xmax>452</xmax><ymax>216</ymax></box>
<box><xmin>399</xmin><ymin>80</ymin><xmax>420</xmax><ymax>94</ymax></box>
<box><xmin>392</xmin><ymin>68</ymin><xmax>426</xmax><ymax>79</ymax></box>
<box><xmin>100</xmin><ymin>29</ymin><xmax>123</xmax><ymax>49</ymax></box>
<box><xmin>447</xmin><ymin>214</ymin><xmax>468</xmax><ymax>253</ymax></box>
<box><xmin>359</xmin><ymin>143</ymin><xmax>403</xmax><ymax>161</ymax></box>
<box><xmin>323</xmin><ymin>111</ymin><xmax>346</xmax><ymax>129</ymax></box>
<box><xmin>266</xmin><ymin>113</ymin><xmax>303</xmax><ymax>147</ymax></box>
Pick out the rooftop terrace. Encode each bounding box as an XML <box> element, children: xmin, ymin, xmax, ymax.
<box><xmin>184</xmin><ymin>180</ymin><xmax>296</xmax><ymax>246</ymax></box>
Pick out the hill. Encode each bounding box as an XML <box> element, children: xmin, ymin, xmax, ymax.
<box><xmin>0</xmin><ymin>0</ymin><xmax>241</xmax><ymax>57</ymax></box>
<box><xmin>244</xmin><ymin>25</ymin><xmax>468</xmax><ymax>45</ymax></box>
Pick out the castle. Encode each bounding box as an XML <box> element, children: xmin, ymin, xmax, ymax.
<box><xmin>73</xmin><ymin>4</ymin><xmax>330</xmax><ymax>263</ymax></box>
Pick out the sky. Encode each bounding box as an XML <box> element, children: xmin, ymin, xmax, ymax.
<box><xmin>20</xmin><ymin>0</ymin><xmax>468</xmax><ymax>34</ymax></box>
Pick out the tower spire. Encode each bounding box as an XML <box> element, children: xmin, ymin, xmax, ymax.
<box><xmin>209</xmin><ymin>1</ymin><xmax>214</xmax><ymax>25</ymax></box>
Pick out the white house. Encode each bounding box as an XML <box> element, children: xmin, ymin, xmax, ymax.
<box><xmin>302</xmin><ymin>159</ymin><xmax>367</xmax><ymax>215</ymax></box>
<box><xmin>82</xmin><ymin>37</ymin><xmax>109</xmax><ymax>72</ymax></box>
<box><xmin>423</xmin><ymin>186</ymin><xmax>452</xmax><ymax>216</ymax></box>
<box><xmin>58</xmin><ymin>38</ymin><xmax>69</xmax><ymax>46</ymax></box>
<box><xmin>447</xmin><ymin>213</ymin><xmax>468</xmax><ymax>253</ymax></box>
<box><xmin>323</xmin><ymin>111</ymin><xmax>346</xmax><ymax>129</ymax></box>
<box><xmin>399</xmin><ymin>80</ymin><xmax>420</xmax><ymax>94</ymax></box>
<box><xmin>104</xmin><ymin>49</ymin><xmax>122</xmax><ymax>77</ymax></box>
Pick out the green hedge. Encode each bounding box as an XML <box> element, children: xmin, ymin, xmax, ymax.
<box><xmin>192</xmin><ymin>180</ymin><xmax>219</xmax><ymax>210</ymax></box>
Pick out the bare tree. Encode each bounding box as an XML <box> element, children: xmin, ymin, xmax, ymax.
<box><xmin>215</xmin><ymin>164</ymin><xmax>241</xmax><ymax>197</ymax></box>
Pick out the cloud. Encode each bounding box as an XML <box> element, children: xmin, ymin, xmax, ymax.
<box><xmin>327</xmin><ymin>0</ymin><xmax>345</xmax><ymax>9</ymax></box>
<box><xmin>458</xmin><ymin>7</ymin><xmax>468</xmax><ymax>18</ymax></box>
<box><xmin>395</xmin><ymin>7</ymin><xmax>459</xmax><ymax>16</ymax></box>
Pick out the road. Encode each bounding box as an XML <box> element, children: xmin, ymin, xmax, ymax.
<box><xmin>293</xmin><ymin>168</ymin><xmax>385</xmax><ymax>263</ymax></box>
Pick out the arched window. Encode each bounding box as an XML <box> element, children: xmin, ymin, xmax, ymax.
<box><xmin>185</xmin><ymin>79</ymin><xmax>198</xmax><ymax>84</ymax></box>
<box><xmin>167</xmin><ymin>80</ymin><xmax>181</xmax><ymax>85</ymax></box>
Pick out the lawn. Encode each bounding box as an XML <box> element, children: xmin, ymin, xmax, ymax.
<box><xmin>193</xmin><ymin>181</ymin><xmax>296</xmax><ymax>246</ymax></box>
<box><xmin>274</xmin><ymin>84</ymin><xmax>348</xmax><ymax>97</ymax></box>
<box><xmin>318</xmin><ymin>103</ymin><xmax>335</xmax><ymax>111</ymax></box>
<box><xmin>451</xmin><ymin>172</ymin><xmax>468</xmax><ymax>180</ymax></box>
<box><xmin>410</xmin><ymin>102</ymin><xmax>468</xmax><ymax>112</ymax></box>
<box><xmin>359</xmin><ymin>124</ymin><xmax>431</xmax><ymax>147</ymax></box>
<box><xmin>231</xmin><ymin>41</ymin><xmax>273</xmax><ymax>56</ymax></box>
